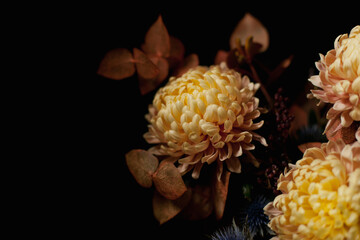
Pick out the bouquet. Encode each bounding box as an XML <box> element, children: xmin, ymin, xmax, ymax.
<box><xmin>97</xmin><ymin>12</ymin><xmax>359</xmax><ymax>240</ymax></box>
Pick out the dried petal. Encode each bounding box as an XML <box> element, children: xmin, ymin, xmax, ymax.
<box><xmin>97</xmin><ymin>48</ymin><xmax>135</xmax><ymax>80</ymax></box>
<box><xmin>297</xmin><ymin>142</ymin><xmax>322</xmax><ymax>153</ymax></box>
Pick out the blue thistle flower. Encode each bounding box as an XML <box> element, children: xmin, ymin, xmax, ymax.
<box><xmin>210</xmin><ymin>220</ymin><xmax>246</xmax><ymax>240</ymax></box>
<box><xmin>297</xmin><ymin>124</ymin><xmax>327</xmax><ymax>144</ymax></box>
<box><xmin>237</xmin><ymin>195</ymin><xmax>272</xmax><ymax>238</ymax></box>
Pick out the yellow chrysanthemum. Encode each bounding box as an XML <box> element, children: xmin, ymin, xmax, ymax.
<box><xmin>144</xmin><ymin>63</ymin><xmax>267</xmax><ymax>179</ymax></box>
<box><xmin>309</xmin><ymin>25</ymin><xmax>360</xmax><ymax>136</ymax></box>
<box><xmin>264</xmin><ymin>140</ymin><xmax>360</xmax><ymax>240</ymax></box>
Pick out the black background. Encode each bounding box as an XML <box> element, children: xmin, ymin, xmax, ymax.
<box><xmin>88</xmin><ymin>3</ymin><xmax>358</xmax><ymax>239</ymax></box>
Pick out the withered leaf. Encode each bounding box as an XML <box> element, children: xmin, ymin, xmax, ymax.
<box><xmin>298</xmin><ymin>142</ymin><xmax>322</xmax><ymax>153</ymax></box>
<box><xmin>152</xmin><ymin>161</ymin><xmax>187</xmax><ymax>200</ymax></box>
<box><xmin>244</xmin><ymin>36</ymin><xmax>262</xmax><ymax>60</ymax></box>
<box><xmin>180</xmin><ymin>185</ymin><xmax>213</xmax><ymax>221</ymax></box>
<box><xmin>153</xmin><ymin>189</ymin><xmax>191</xmax><ymax>225</ymax></box>
<box><xmin>125</xmin><ymin>149</ymin><xmax>159</xmax><ymax>188</ymax></box>
<box><xmin>268</xmin><ymin>55</ymin><xmax>294</xmax><ymax>85</ymax></box>
<box><xmin>214</xmin><ymin>50</ymin><xmax>229</xmax><ymax>65</ymax></box>
<box><xmin>133</xmin><ymin>48</ymin><xmax>159</xmax><ymax>79</ymax></box>
<box><xmin>149</xmin><ymin>56</ymin><xmax>169</xmax><ymax>84</ymax></box>
<box><xmin>143</xmin><ymin>15</ymin><xmax>170</xmax><ymax>58</ymax></box>
<box><xmin>289</xmin><ymin>105</ymin><xmax>308</xmax><ymax>136</ymax></box>
<box><xmin>230</xmin><ymin>13</ymin><xmax>269</xmax><ymax>52</ymax></box>
<box><xmin>174</xmin><ymin>53</ymin><xmax>199</xmax><ymax>77</ymax></box>
<box><xmin>212</xmin><ymin>170</ymin><xmax>230</xmax><ymax>220</ymax></box>
<box><xmin>133</xmin><ymin>48</ymin><xmax>161</xmax><ymax>95</ymax></box>
<box><xmin>168</xmin><ymin>36</ymin><xmax>185</xmax><ymax>68</ymax></box>
<box><xmin>97</xmin><ymin>48</ymin><xmax>136</xmax><ymax>80</ymax></box>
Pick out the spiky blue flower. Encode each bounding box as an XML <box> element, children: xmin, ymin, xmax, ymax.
<box><xmin>238</xmin><ymin>195</ymin><xmax>272</xmax><ymax>238</ymax></box>
<box><xmin>210</xmin><ymin>221</ymin><xmax>246</xmax><ymax>240</ymax></box>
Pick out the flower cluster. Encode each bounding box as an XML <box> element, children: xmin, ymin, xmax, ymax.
<box><xmin>309</xmin><ymin>25</ymin><xmax>360</xmax><ymax>137</ymax></box>
<box><xmin>265</xmin><ymin>25</ymin><xmax>360</xmax><ymax>240</ymax></box>
<box><xmin>99</xmin><ymin>12</ymin><xmax>359</xmax><ymax>240</ymax></box>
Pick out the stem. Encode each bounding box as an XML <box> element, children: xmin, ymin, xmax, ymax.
<box><xmin>249</xmin><ymin>63</ymin><xmax>274</xmax><ymax>109</ymax></box>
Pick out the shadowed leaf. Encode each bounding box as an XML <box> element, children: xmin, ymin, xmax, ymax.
<box><xmin>289</xmin><ymin>105</ymin><xmax>308</xmax><ymax>136</ymax></box>
<box><xmin>298</xmin><ymin>142</ymin><xmax>322</xmax><ymax>153</ymax></box>
<box><xmin>133</xmin><ymin>48</ymin><xmax>161</xmax><ymax>95</ymax></box>
<box><xmin>174</xmin><ymin>53</ymin><xmax>199</xmax><ymax>77</ymax></box>
<box><xmin>180</xmin><ymin>185</ymin><xmax>213</xmax><ymax>220</ymax></box>
<box><xmin>143</xmin><ymin>15</ymin><xmax>170</xmax><ymax>58</ymax></box>
<box><xmin>244</xmin><ymin>36</ymin><xmax>262</xmax><ymax>59</ymax></box>
<box><xmin>125</xmin><ymin>149</ymin><xmax>159</xmax><ymax>188</ymax></box>
<box><xmin>152</xmin><ymin>161</ymin><xmax>187</xmax><ymax>200</ymax></box>
<box><xmin>230</xmin><ymin>13</ymin><xmax>269</xmax><ymax>52</ymax></box>
<box><xmin>97</xmin><ymin>48</ymin><xmax>135</xmax><ymax>80</ymax></box>
<box><xmin>212</xmin><ymin>170</ymin><xmax>230</xmax><ymax>220</ymax></box>
<box><xmin>168</xmin><ymin>36</ymin><xmax>185</xmax><ymax>68</ymax></box>
<box><xmin>268</xmin><ymin>55</ymin><xmax>293</xmax><ymax>85</ymax></box>
<box><xmin>133</xmin><ymin>48</ymin><xmax>159</xmax><ymax>79</ymax></box>
<box><xmin>150</xmin><ymin>56</ymin><xmax>169</xmax><ymax>84</ymax></box>
<box><xmin>153</xmin><ymin>189</ymin><xmax>191</xmax><ymax>225</ymax></box>
<box><xmin>214</xmin><ymin>50</ymin><xmax>229</xmax><ymax>65</ymax></box>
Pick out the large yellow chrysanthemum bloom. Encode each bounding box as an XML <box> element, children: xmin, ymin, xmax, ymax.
<box><xmin>144</xmin><ymin>63</ymin><xmax>267</xmax><ymax>179</ymax></box>
<box><xmin>309</xmin><ymin>25</ymin><xmax>360</xmax><ymax>136</ymax></box>
<box><xmin>264</xmin><ymin>140</ymin><xmax>360</xmax><ymax>240</ymax></box>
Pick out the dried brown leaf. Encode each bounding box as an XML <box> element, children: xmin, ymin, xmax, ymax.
<box><xmin>289</xmin><ymin>105</ymin><xmax>308</xmax><ymax>136</ymax></box>
<box><xmin>133</xmin><ymin>48</ymin><xmax>161</xmax><ymax>95</ymax></box>
<box><xmin>133</xmin><ymin>48</ymin><xmax>159</xmax><ymax>79</ymax></box>
<box><xmin>214</xmin><ymin>50</ymin><xmax>229</xmax><ymax>65</ymax></box>
<box><xmin>125</xmin><ymin>149</ymin><xmax>159</xmax><ymax>188</ymax></box>
<box><xmin>180</xmin><ymin>185</ymin><xmax>213</xmax><ymax>221</ymax></box>
<box><xmin>230</xmin><ymin>13</ymin><xmax>269</xmax><ymax>52</ymax></box>
<box><xmin>143</xmin><ymin>15</ymin><xmax>170</xmax><ymax>58</ymax></box>
<box><xmin>268</xmin><ymin>55</ymin><xmax>294</xmax><ymax>85</ymax></box>
<box><xmin>168</xmin><ymin>36</ymin><xmax>185</xmax><ymax>68</ymax></box>
<box><xmin>212</xmin><ymin>170</ymin><xmax>230</xmax><ymax>220</ymax></box>
<box><xmin>151</xmin><ymin>56</ymin><xmax>169</xmax><ymax>84</ymax></box>
<box><xmin>244</xmin><ymin>36</ymin><xmax>262</xmax><ymax>59</ymax></box>
<box><xmin>153</xmin><ymin>189</ymin><xmax>191</xmax><ymax>225</ymax></box>
<box><xmin>174</xmin><ymin>53</ymin><xmax>199</xmax><ymax>77</ymax></box>
<box><xmin>97</xmin><ymin>48</ymin><xmax>135</xmax><ymax>80</ymax></box>
<box><xmin>152</xmin><ymin>161</ymin><xmax>187</xmax><ymax>200</ymax></box>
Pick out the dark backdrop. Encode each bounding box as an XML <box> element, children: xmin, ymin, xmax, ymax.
<box><xmin>88</xmin><ymin>3</ymin><xmax>358</xmax><ymax>239</ymax></box>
